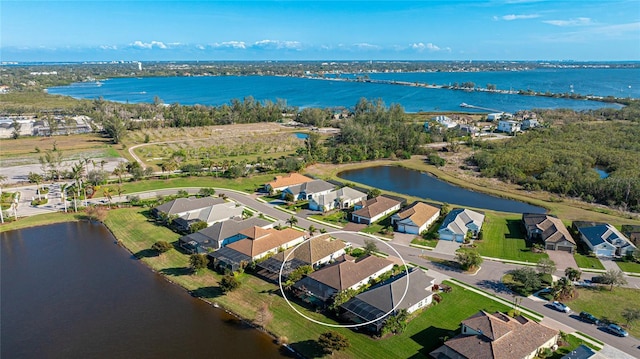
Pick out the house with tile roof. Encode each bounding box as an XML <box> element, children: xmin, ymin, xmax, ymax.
<box><xmin>351</xmin><ymin>195</ymin><xmax>402</xmax><ymax>225</ymax></box>
<box><xmin>430</xmin><ymin>311</ymin><xmax>558</xmax><ymax>359</ymax></box>
<box><xmin>256</xmin><ymin>234</ymin><xmax>347</xmax><ymax>282</ymax></box>
<box><xmin>576</xmin><ymin>222</ymin><xmax>636</xmax><ymax>257</ymax></box>
<box><xmin>309</xmin><ymin>186</ymin><xmax>368</xmax><ymax>212</ymax></box>
<box><xmin>178</xmin><ymin>217</ymin><xmax>272</xmax><ymax>254</ymax></box>
<box><xmin>391</xmin><ymin>202</ymin><xmax>441</xmax><ymax>235</ymax></box>
<box><xmin>438</xmin><ymin>208</ymin><xmax>484</xmax><ymax>242</ymax></box>
<box><xmin>523</xmin><ymin>214</ymin><xmax>576</xmax><ymax>253</ymax></box>
<box><xmin>208</xmin><ymin>227</ymin><xmax>305</xmax><ymax>272</ymax></box>
<box><xmin>293</xmin><ymin>254</ymin><xmax>394</xmax><ymax>303</ymax></box>
<box><xmin>282</xmin><ymin>179</ymin><xmax>335</xmax><ymax>201</ymax></box>
<box><xmin>341</xmin><ymin>268</ymin><xmax>435</xmax><ymax>332</ymax></box>
<box><xmin>172</xmin><ymin>201</ymin><xmax>245</xmax><ymax>232</ymax></box>
<box><xmin>265</xmin><ymin>173</ymin><xmax>314</xmax><ymax>193</ymax></box>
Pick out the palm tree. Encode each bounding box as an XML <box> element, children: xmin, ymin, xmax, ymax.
<box><xmin>286</xmin><ymin>215</ymin><xmax>298</xmax><ymax>228</ymax></box>
<box><xmin>308</xmin><ymin>225</ymin><xmax>317</xmax><ymax>237</ymax></box>
<box><xmin>103</xmin><ymin>187</ymin><xmax>113</xmax><ymax>208</ymax></box>
<box><xmin>0</xmin><ymin>174</ymin><xmax>6</xmax><ymax>223</ymax></box>
<box><xmin>27</xmin><ymin>172</ymin><xmax>43</xmax><ymax>200</ymax></box>
<box><xmin>112</xmin><ymin>162</ymin><xmax>127</xmax><ymax>183</ymax></box>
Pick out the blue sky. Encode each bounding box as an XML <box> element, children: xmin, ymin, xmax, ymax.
<box><xmin>2</xmin><ymin>0</ymin><xmax>639</xmax><ymax>62</ymax></box>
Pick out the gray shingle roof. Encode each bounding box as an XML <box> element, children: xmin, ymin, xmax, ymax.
<box><xmin>154</xmin><ymin>197</ymin><xmax>225</xmax><ymax>215</ymax></box>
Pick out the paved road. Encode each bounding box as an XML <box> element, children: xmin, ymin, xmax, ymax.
<box><xmin>5</xmin><ymin>185</ymin><xmax>640</xmax><ymax>357</ymax></box>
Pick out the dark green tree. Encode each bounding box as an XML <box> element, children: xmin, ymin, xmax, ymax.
<box><xmin>189</xmin><ymin>254</ymin><xmax>208</xmax><ymax>272</ymax></box>
<box><xmin>318</xmin><ymin>331</ymin><xmax>350</xmax><ymax>355</ymax></box>
<box><xmin>151</xmin><ymin>241</ymin><xmax>173</xmax><ymax>254</ymax></box>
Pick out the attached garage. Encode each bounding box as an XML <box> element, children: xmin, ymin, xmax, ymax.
<box><xmin>556</xmin><ymin>246</ymin><xmax>574</xmax><ymax>253</ymax></box>
<box><xmin>596</xmin><ymin>248</ymin><xmax>614</xmax><ymax>257</ymax></box>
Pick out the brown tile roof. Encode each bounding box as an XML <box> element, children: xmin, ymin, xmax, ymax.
<box><xmin>352</xmin><ymin>196</ymin><xmax>402</xmax><ymax>219</ymax></box>
<box><xmin>226</xmin><ymin>227</ymin><xmax>305</xmax><ymax>258</ymax></box>
<box><xmin>431</xmin><ymin>311</ymin><xmax>558</xmax><ymax>359</ymax></box>
<box><xmin>523</xmin><ymin>214</ymin><xmax>575</xmax><ymax>245</ymax></box>
<box><xmin>395</xmin><ymin>202</ymin><xmax>440</xmax><ymax>227</ymax></box>
<box><xmin>307</xmin><ymin>254</ymin><xmax>394</xmax><ymax>291</ymax></box>
<box><xmin>273</xmin><ymin>234</ymin><xmax>346</xmax><ymax>264</ymax></box>
<box><xmin>266</xmin><ymin>173</ymin><xmax>313</xmax><ymax>189</ymax></box>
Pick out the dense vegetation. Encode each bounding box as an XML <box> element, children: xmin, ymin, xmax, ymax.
<box><xmin>473</xmin><ymin>120</ymin><xmax>640</xmax><ymax>212</ymax></box>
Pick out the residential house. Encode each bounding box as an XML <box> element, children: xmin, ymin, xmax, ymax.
<box><xmin>309</xmin><ymin>187</ymin><xmax>367</xmax><ymax>212</ymax></box>
<box><xmin>172</xmin><ymin>201</ymin><xmax>244</xmax><ymax>232</ymax></box>
<box><xmin>561</xmin><ymin>344</ymin><xmax>600</xmax><ymax>359</ymax></box>
<box><xmin>208</xmin><ymin>226</ymin><xmax>305</xmax><ymax>272</ymax></box>
<box><xmin>178</xmin><ymin>217</ymin><xmax>271</xmax><ymax>254</ymax></box>
<box><xmin>293</xmin><ymin>254</ymin><xmax>394</xmax><ymax>304</ymax></box>
<box><xmin>151</xmin><ymin>196</ymin><xmax>225</xmax><ymax>220</ymax></box>
<box><xmin>351</xmin><ymin>195</ymin><xmax>402</xmax><ymax>225</ymax></box>
<box><xmin>576</xmin><ymin>223</ymin><xmax>637</xmax><ymax>257</ymax></box>
<box><xmin>340</xmin><ymin>268</ymin><xmax>435</xmax><ymax>332</ymax></box>
<box><xmin>430</xmin><ymin>311</ymin><xmax>559</xmax><ymax>359</ymax></box>
<box><xmin>438</xmin><ymin>208</ymin><xmax>484</xmax><ymax>242</ymax></box>
<box><xmin>256</xmin><ymin>234</ymin><xmax>346</xmax><ymax>282</ymax></box>
<box><xmin>522</xmin><ymin>214</ymin><xmax>576</xmax><ymax>253</ymax></box>
<box><xmin>392</xmin><ymin>202</ymin><xmax>441</xmax><ymax>235</ymax></box>
<box><xmin>521</xmin><ymin>118</ymin><xmax>540</xmax><ymax>130</ymax></box>
<box><xmin>486</xmin><ymin>112</ymin><xmax>513</xmax><ymax>121</ymax></box>
<box><xmin>459</xmin><ymin>124</ymin><xmax>479</xmax><ymax>136</ymax></box>
<box><xmin>265</xmin><ymin>173</ymin><xmax>314</xmax><ymax>193</ymax></box>
<box><xmin>281</xmin><ymin>179</ymin><xmax>335</xmax><ymax>201</ymax></box>
<box><xmin>497</xmin><ymin>120</ymin><xmax>521</xmax><ymax>134</ymax></box>
<box><xmin>425</xmin><ymin>115</ymin><xmax>457</xmax><ymax>131</ymax></box>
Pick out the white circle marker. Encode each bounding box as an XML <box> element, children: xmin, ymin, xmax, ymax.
<box><xmin>278</xmin><ymin>231</ymin><xmax>410</xmax><ymax>328</ymax></box>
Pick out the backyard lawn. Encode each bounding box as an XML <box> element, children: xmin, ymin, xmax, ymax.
<box><xmin>104</xmin><ymin>207</ymin><xmax>520</xmax><ymax>359</ymax></box>
<box><xmin>567</xmin><ymin>286</ymin><xmax>640</xmax><ymax>338</ymax></box>
<box><xmin>475</xmin><ymin>212</ymin><xmax>549</xmax><ymax>262</ymax></box>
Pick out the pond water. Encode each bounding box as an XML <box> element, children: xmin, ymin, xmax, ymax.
<box><xmin>0</xmin><ymin>222</ymin><xmax>288</xmax><ymax>359</ymax></box>
<box><xmin>594</xmin><ymin>166</ymin><xmax>610</xmax><ymax>179</ymax></box>
<box><xmin>294</xmin><ymin>132</ymin><xmax>309</xmax><ymax>139</ymax></box>
<box><xmin>339</xmin><ymin>166</ymin><xmax>545</xmax><ymax>213</ymax></box>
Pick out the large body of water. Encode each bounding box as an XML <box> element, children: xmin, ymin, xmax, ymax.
<box><xmin>47</xmin><ymin>68</ymin><xmax>636</xmax><ymax>113</ymax></box>
<box><xmin>1</xmin><ymin>222</ymin><xmax>287</xmax><ymax>359</ymax></box>
<box><xmin>339</xmin><ymin>166</ymin><xmax>545</xmax><ymax>214</ymax></box>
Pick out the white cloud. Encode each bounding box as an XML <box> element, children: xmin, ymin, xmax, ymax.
<box><xmin>99</xmin><ymin>45</ymin><xmax>117</xmax><ymax>50</ymax></box>
<box><xmin>499</xmin><ymin>14</ymin><xmax>540</xmax><ymax>21</ymax></box>
<box><xmin>543</xmin><ymin>17</ymin><xmax>593</xmax><ymax>27</ymax></box>
<box><xmin>252</xmin><ymin>40</ymin><xmax>302</xmax><ymax>50</ymax></box>
<box><xmin>410</xmin><ymin>42</ymin><xmax>450</xmax><ymax>52</ymax></box>
<box><xmin>211</xmin><ymin>41</ymin><xmax>247</xmax><ymax>49</ymax></box>
<box><xmin>130</xmin><ymin>40</ymin><xmax>168</xmax><ymax>49</ymax></box>
<box><xmin>352</xmin><ymin>42</ymin><xmax>381</xmax><ymax>50</ymax></box>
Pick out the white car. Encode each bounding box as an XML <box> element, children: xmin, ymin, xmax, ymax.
<box><xmin>551</xmin><ymin>301</ymin><xmax>570</xmax><ymax>313</ymax></box>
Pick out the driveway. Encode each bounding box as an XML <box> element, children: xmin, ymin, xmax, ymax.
<box><xmin>433</xmin><ymin>240</ymin><xmax>461</xmax><ymax>255</ymax></box>
<box><xmin>599</xmin><ymin>257</ymin><xmax>622</xmax><ymax>272</ymax></box>
<box><xmin>546</xmin><ymin>250</ymin><xmax>578</xmax><ymax>272</ymax></box>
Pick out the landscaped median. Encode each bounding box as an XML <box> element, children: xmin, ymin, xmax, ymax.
<box><xmin>101</xmin><ymin>206</ymin><xmax>533</xmax><ymax>359</ymax></box>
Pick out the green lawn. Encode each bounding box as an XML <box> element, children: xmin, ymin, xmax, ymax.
<box><xmin>615</xmin><ymin>260</ymin><xmax>640</xmax><ymax>274</ymax></box>
<box><xmin>475</xmin><ymin>213</ymin><xmax>549</xmax><ymax>262</ymax></box>
<box><xmin>411</xmin><ymin>237</ymin><xmax>438</xmax><ymax>248</ymax></box>
<box><xmin>567</xmin><ymin>287</ymin><xmax>640</xmax><ymax>338</ymax></box>
<box><xmin>309</xmin><ymin>211</ymin><xmax>348</xmax><ymax>226</ymax></box>
<box><xmin>104</xmin><ymin>206</ymin><xmax>520</xmax><ymax>358</ymax></box>
<box><xmin>573</xmin><ymin>253</ymin><xmax>605</xmax><ymax>270</ymax></box>
<box><xmin>112</xmin><ymin>173</ymin><xmax>277</xmax><ymax>195</ymax></box>
<box><xmin>0</xmin><ymin>212</ymin><xmax>81</xmax><ymax>232</ymax></box>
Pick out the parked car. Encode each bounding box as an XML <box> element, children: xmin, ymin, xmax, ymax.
<box><xmin>551</xmin><ymin>301</ymin><xmax>570</xmax><ymax>313</ymax></box>
<box><xmin>579</xmin><ymin>311</ymin><xmax>599</xmax><ymax>324</ymax></box>
<box><xmin>605</xmin><ymin>324</ymin><xmax>628</xmax><ymax>337</ymax></box>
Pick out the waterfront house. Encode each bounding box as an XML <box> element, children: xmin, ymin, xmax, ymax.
<box><xmin>208</xmin><ymin>226</ymin><xmax>305</xmax><ymax>272</ymax></box>
<box><xmin>438</xmin><ymin>208</ymin><xmax>484</xmax><ymax>242</ymax></box>
<box><xmin>178</xmin><ymin>217</ymin><xmax>272</xmax><ymax>254</ymax></box>
<box><xmin>576</xmin><ymin>223</ymin><xmax>636</xmax><ymax>257</ymax></box>
<box><xmin>281</xmin><ymin>179</ymin><xmax>335</xmax><ymax>201</ymax></box>
<box><xmin>265</xmin><ymin>173</ymin><xmax>314</xmax><ymax>193</ymax></box>
<box><xmin>256</xmin><ymin>234</ymin><xmax>346</xmax><ymax>282</ymax></box>
<box><xmin>293</xmin><ymin>254</ymin><xmax>394</xmax><ymax>304</ymax></box>
<box><xmin>151</xmin><ymin>196</ymin><xmax>228</xmax><ymax>222</ymax></box>
<box><xmin>308</xmin><ymin>187</ymin><xmax>368</xmax><ymax>212</ymax></box>
<box><xmin>497</xmin><ymin>120</ymin><xmax>521</xmax><ymax>134</ymax></box>
<box><xmin>340</xmin><ymin>268</ymin><xmax>435</xmax><ymax>332</ymax></box>
<box><xmin>424</xmin><ymin>115</ymin><xmax>457</xmax><ymax>131</ymax></box>
<box><xmin>391</xmin><ymin>202</ymin><xmax>440</xmax><ymax>235</ymax></box>
<box><xmin>351</xmin><ymin>195</ymin><xmax>402</xmax><ymax>225</ymax></box>
<box><xmin>172</xmin><ymin>201</ymin><xmax>244</xmax><ymax>232</ymax></box>
<box><xmin>521</xmin><ymin>118</ymin><xmax>540</xmax><ymax>130</ymax></box>
<box><xmin>522</xmin><ymin>214</ymin><xmax>575</xmax><ymax>253</ymax></box>
<box><xmin>430</xmin><ymin>311</ymin><xmax>559</xmax><ymax>359</ymax></box>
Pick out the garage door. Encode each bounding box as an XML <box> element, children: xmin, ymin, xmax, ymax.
<box><xmin>546</xmin><ymin>244</ymin><xmax>556</xmax><ymax>250</ymax></box>
<box><xmin>557</xmin><ymin>246</ymin><xmax>573</xmax><ymax>253</ymax></box>
<box><xmin>596</xmin><ymin>249</ymin><xmax>613</xmax><ymax>257</ymax></box>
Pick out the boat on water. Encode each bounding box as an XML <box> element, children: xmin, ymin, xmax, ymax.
<box><xmin>460</xmin><ymin>102</ymin><xmax>470</xmax><ymax>108</ymax></box>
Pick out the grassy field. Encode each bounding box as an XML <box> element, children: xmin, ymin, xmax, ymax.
<box><xmin>0</xmin><ymin>212</ymin><xmax>81</xmax><ymax>232</ymax></box>
<box><xmin>567</xmin><ymin>286</ymin><xmax>640</xmax><ymax>338</ymax></box>
<box><xmin>104</xmin><ymin>206</ymin><xmax>516</xmax><ymax>358</ymax></box>
<box><xmin>475</xmin><ymin>212</ymin><xmax>549</xmax><ymax>262</ymax></box>
<box><xmin>113</xmin><ymin>173</ymin><xmax>276</xmax><ymax>195</ymax></box>
<box><xmin>615</xmin><ymin>260</ymin><xmax>640</xmax><ymax>274</ymax></box>
<box><xmin>573</xmin><ymin>253</ymin><xmax>605</xmax><ymax>270</ymax></box>
<box><xmin>411</xmin><ymin>237</ymin><xmax>438</xmax><ymax>248</ymax></box>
